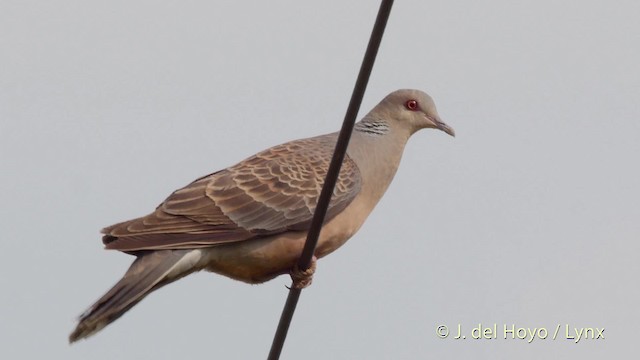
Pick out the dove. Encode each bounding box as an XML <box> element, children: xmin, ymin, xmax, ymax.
<box><xmin>69</xmin><ymin>89</ymin><xmax>454</xmax><ymax>342</ymax></box>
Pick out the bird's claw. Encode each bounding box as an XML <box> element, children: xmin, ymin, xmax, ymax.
<box><xmin>290</xmin><ymin>256</ymin><xmax>317</xmax><ymax>289</ymax></box>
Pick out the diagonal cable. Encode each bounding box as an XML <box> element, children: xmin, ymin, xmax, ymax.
<box><xmin>267</xmin><ymin>1</ymin><xmax>395</xmax><ymax>359</ymax></box>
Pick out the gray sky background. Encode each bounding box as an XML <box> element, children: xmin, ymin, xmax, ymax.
<box><xmin>1</xmin><ymin>1</ymin><xmax>639</xmax><ymax>359</ymax></box>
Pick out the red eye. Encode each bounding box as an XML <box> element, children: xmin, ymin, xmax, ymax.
<box><xmin>405</xmin><ymin>100</ymin><xmax>418</xmax><ymax>111</ymax></box>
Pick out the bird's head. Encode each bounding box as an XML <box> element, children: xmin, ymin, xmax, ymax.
<box><xmin>371</xmin><ymin>89</ymin><xmax>455</xmax><ymax>137</ymax></box>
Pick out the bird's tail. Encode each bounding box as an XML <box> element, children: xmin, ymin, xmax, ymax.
<box><xmin>69</xmin><ymin>249</ymin><xmax>201</xmax><ymax>343</ymax></box>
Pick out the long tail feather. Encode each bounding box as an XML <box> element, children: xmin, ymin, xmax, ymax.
<box><xmin>69</xmin><ymin>249</ymin><xmax>200</xmax><ymax>343</ymax></box>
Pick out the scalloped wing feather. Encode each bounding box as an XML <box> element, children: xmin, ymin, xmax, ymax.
<box><xmin>102</xmin><ymin>134</ymin><xmax>362</xmax><ymax>251</ymax></box>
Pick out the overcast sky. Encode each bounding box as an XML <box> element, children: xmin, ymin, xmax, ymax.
<box><xmin>1</xmin><ymin>1</ymin><xmax>638</xmax><ymax>359</ymax></box>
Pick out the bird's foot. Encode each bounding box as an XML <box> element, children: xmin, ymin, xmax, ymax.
<box><xmin>290</xmin><ymin>256</ymin><xmax>317</xmax><ymax>289</ymax></box>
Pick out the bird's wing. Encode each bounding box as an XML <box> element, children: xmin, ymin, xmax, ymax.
<box><xmin>102</xmin><ymin>134</ymin><xmax>362</xmax><ymax>251</ymax></box>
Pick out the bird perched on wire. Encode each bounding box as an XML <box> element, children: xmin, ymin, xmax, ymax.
<box><xmin>69</xmin><ymin>89</ymin><xmax>454</xmax><ymax>343</ymax></box>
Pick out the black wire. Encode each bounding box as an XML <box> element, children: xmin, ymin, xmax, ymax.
<box><xmin>266</xmin><ymin>1</ymin><xmax>395</xmax><ymax>359</ymax></box>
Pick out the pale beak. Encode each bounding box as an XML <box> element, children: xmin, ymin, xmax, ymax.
<box><xmin>427</xmin><ymin>115</ymin><xmax>455</xmax><ymax>137</ymax></box>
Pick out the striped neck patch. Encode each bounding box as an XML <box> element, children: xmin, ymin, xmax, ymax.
<box><xmin>354</xmin><ymin>119</ymin><xmax>390</xmax><ymax>135</ymax></box>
